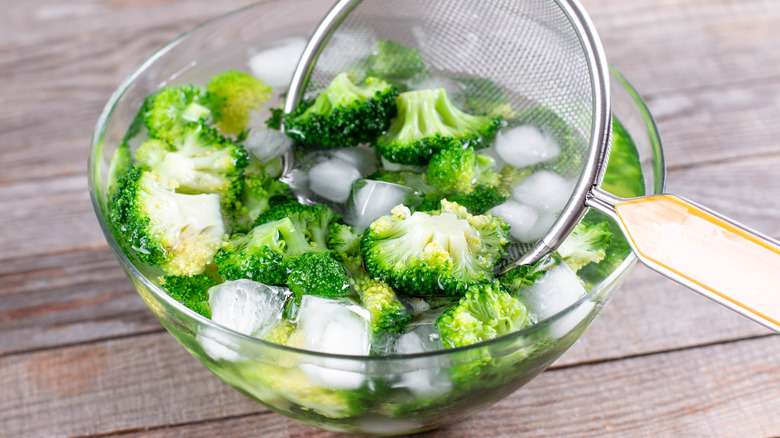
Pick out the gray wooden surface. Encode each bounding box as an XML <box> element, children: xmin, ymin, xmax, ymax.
<box><xmin>2</xmin><ymin>0</ymin><xmax>779</xmax><ymax>436</ymax></box>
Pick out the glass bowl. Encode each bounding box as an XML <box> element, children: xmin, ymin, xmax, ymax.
<box><xmin>88</xmin><ymin>1</ymin><xmax>665</xmax><ymax>435</ymax></box>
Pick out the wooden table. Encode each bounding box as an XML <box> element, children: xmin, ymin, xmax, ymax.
<box><xmin>2</xmin><ymin>0</ymin><xmax>779</xmax><ymax>436</ymax></box>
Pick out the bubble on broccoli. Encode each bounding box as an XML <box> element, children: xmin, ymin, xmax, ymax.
<box><xmin>374</xmin><ymin>88</ymin><xmax>501</xmax><ymax>165</ymax></box>
<box><xmin>284</xmin><ymin>72</ymin><xmax>398</xmax><ymax>148</ymax></box>
<box><xmin>361</xmin><ymin>200</ymin><xmax>510</xmax><ymax>297</ymax></box>
<box><xmin>206</xmin><ymin>70</ymin><xmax>272</xmax><ymax>136</ymax></box>
<box><xmin>109</xmin><ymin>167</ymin><xmax>225</xmax><ymax>276</ymax></box>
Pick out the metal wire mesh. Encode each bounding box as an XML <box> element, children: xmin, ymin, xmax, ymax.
<box><xmin>290</xmin><ymin>0</ymin><xmax>607</xmax><ymax>259</ymax></box>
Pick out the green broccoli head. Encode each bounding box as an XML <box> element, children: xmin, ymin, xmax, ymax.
<box><xmin>374</xmin><ymin>88</ymin><xmax>502</xmax><ymax>165</ymax></box>
<box><xmin>109</xmin><ymin>167</ymin><xmax>225</xmax><ymax>276</ymax></box>
<box><xmin>426</xmin><ymin>146</ymin><xmax>500</xmax><ymax>194</ymax></box>
<box><xmin>159</xmin><ymin>271</ymin><xmax>222</xmax><ymax>318</ymax></box>
<box><xmin>556</xmin><ymin>220</ymin><xmax>612</xmax><ymax>273</ymax></box>
<box><xmin>206</xmin><ymin>70</ymin><xmax>272</xmax><ymax>136</ymax></box>
<box><xmin>254</xmin><ymin>200</ymin><xmax>339</xmax><ymax>250</ymax></box>
<box><xmin>135</xmin><ymin>122</ymin><xmax>248</xmax><ymax>206</ymax></box>
<box><xmin>284</xmin><ymin>72</ymin><xmax>398</xmax><ymax>147</ymax></box>
<box><xmin>214</xmin><ymin>217</ymin><xmax>324</xmax><ymax>284</ymax></box>
<box><xmin>230</xmin><ymin>172</ymin><xmax>291</xmax><ymax>233</ymax></box>
<box><xmin>354</xmin><ymin>276</ymin><xmax>411</xmax><ymax>334</ymax></box>
<box><xmin>361</xmin><ymin>200</ymin><xmax>510</xmax><ymax>297</ymax></box>
<box><xmin>437</xmin><ymin>280</ymin><xmax>531</xmax><ymax>348</ymax></box>
<box><xmin>143</xmin><ymin>85</ymin><xmax>212</xmax><ymax>142</ymax></box>
<box><xmin>327</xmin><ymin>222</ymin><xmax>364</xmax><ymax>276</ymax></box>
<box><xmin>286</xmin><ymin>251</ymin><xmax>351</xmax><ymax>298</ymax></box>
<box><xmin>363</xmin><ymin>40</ymin><xmax>430</xmax><ymax>87</ymax></box>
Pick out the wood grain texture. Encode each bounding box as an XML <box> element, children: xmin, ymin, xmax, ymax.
<box><xmin>2</xmin><ymin>0</ymin><xmax>780</xmax><ymax>436</ymax></box>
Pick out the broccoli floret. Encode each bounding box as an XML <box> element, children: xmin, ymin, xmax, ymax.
<box><xmin>556</xmin><ymin>220</ymin><xmax>612</xmax><ymax>272</ymax></box>
<box><xmin>284</xmin><ymin>72</ymin><xmax>398</xmax><ymax>147</ymax></box>
<box><xmin>458</xmin><ymin>77</ymin><xmax>518</xmax><ymax>120</ymax></box>
<box><xmin>446</xmin><ymin>185</ymin><xmax>509</xmax><ymax>215</ymax></box>
<box><xmin>159</xmin><ymin>271</ymin><xmax>221</xmax><ymax>317</ymax></box>
<box><xmin>353</xmin><ymin>276</ymin><xmax>411</xmax><ymax>334</ymax></box>
<box><xmin>286</xmin><ymin>251</ymin><xmax>351</xmax><ymax>298</ymax></box>
<box><xmin>426</xmin><ymin>146</ymin><xmax>500</xmax><ymax>194</ymax></box>
<box><xmin>206</xmin><ymin>70</ymin><xmax>272</xmax><ymax>136</ymax></box>
<box><xmin>134</xmin><ymin>122</ymin><xmax>248</xmax><ymax>206</ymax></box>
<box><xmin>143</xmin><ymin>85</ymin><xmax>212</xmax><ymax>142</ymax></box>
<box><xmin>254</xmin><ymin>200</ymin><xmax>339</xmax><ymax>250</ymax></box>
<box><xmin>327</xmin><ymin>222</ymin><xmax>364</xmax><ymax>276</ymax></box>
<box><xmin>437</xmin><ymin>280</ymin><xmax>531</xmax><ymax>348</ymax></box>
<box><xmin>602</xmin><ymin>117</ymin><xmax>645</xmax><ymax>198</ymax></box>
<box><xmin>214</xmin><ymin>218</ymin><xmax>323</xmax><ymax>284</ymax></box>
<box><xmin>230</xmin><ymin>172</ymin><xmax>291</xmax><ymax>233</ymax></box>
<box><xmin>109</xmin><ymin>167</ymin><xmax>225</xmax><ymax>276</ymax></box>
<box><xmin>361</xmin><ymin>200</ymin><xmax>510</xmax><ymax>296</ymax></box>
<box><xmin>374</xmin><ymin>88</ymin><xmax>501</xmax><ymax>165</ymax></box>
<box><xmin>363</xmin><ymin>40</ymin><xmax>430</xmax><ymax>87</ymax></box>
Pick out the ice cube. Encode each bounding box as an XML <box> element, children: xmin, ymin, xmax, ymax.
<box><xmin>517</xmin><ymin>260</ymin><xmax>588</xmax><ymax>321</ymax></box>
<box><xmin>392</xmin><ymin>326</ymin><xmax>451</xmax><ymax>397</ymax></box>
<box><xmin>242</xmin><ymin>128</ymin><xmax>292</xmax><ymax>163</ymax></box>
<box><xmin>329</xmin><ymin>146</ymin><xmax>378</xmax><ymax>176</ymax></box>
<box><xmin>495</xmin><ymin>125</ymin><xmax>561</xmax><ymax>168</ymax></box>
<box><xmin>346</xmin><ymin>179</ymin><xmax>420</xmax><ymax>231</ymax></box>
<box><xmin>292</xmin><ymin>295</ymin><xmax>371</xmax><ymax>355</ymax></box>
<box><xmin>248</xmin><ymin>37</ymin><xmax>308</xmax><ymax>88</ymax></box>
<box><xmin>281</xmin><ymin>168</ymin><xmax>311</xmax><ymax>201</ymax></box>
<box><xmin>196</xmin><ymin>328</ymin><xmax>242</xmax><ymax>362</ymax></box>
<box><xmin>292</xmin><ymin>296</ymin><xmax>371</xmax><ymax>389</ymax></box>
<box><xmin>512</xmin><ymin>170</ymin><xmax>575</xmax><ymax>214</ymax></box>
<box><xmin>489</xmin><ymin>200</ymin><xmax>544</xmax><ymax>243</ymax></box>
<box><xmin>308</xmin><ymin>158</ymin><xmax>362</xmax><ymax>203</ymax></box>
<box><xmin>208</xmin><ymin>279</ymin><xmax>291</xmax><ymax>338</ymax></box>
<box><xmin>396</xmin><ymin>325</ymin><xmax>442</xmax><ymax>355</ymax></box>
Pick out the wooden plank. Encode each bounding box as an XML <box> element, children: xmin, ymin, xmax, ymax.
<box><xmin>582</xmin><ymin>0</ymin><xmax>780</xmax><ymax>96</ymax></box>
<box><xmin>0</xmin><ymin>247</ymin><xmax>160</xmax><ymax>356</ymax></box>
<box><xmin>52</xmin><ymin>333</ymin><xmax>780</xmax><ymax>437</ymax></box>
<box><xmin>0</xmin><ymin>332</ymin><xmax>262</xmax><ymax>437</ymax></box>
<box><xmin>646</xmin><ymin>79</ymin><xmax>780</xmax><ymax>169</ymax></box>
<box><xmin>0</xmin><ymin>0</ymin><xmax>255</xmax><ymax>186</ymax></box>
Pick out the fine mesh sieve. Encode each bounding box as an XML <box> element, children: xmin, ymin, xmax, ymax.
<box><xmin>284</xmin><ymin>0</ymin><xmax>612</xmax><ymax>265</ymax></box>
<box><xmin>284</xmin><ymin>0</ymin><xmax>780</xmax><ymax>332</ymax></box>
<box><xmin>284</xmin><ymin>0</ymin><xmax>780</xmax><ymax>333</ymax></box>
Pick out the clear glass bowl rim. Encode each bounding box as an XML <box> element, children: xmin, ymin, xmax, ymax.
<box><xmin>87</xmin><ymin>0</ymin><xmax>666</xmax><ymax>362</ymax></box>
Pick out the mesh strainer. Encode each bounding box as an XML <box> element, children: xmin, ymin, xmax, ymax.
<box><xmin>284</xmin><ymin>0</ymin><xmax>780</xmax><ymax>332</ymax></box>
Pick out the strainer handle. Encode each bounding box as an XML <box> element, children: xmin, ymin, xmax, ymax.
<box><xmin>588</xmin><ymin>187</ymin><xmax>780</xmax><ymax>332</ymax></box>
